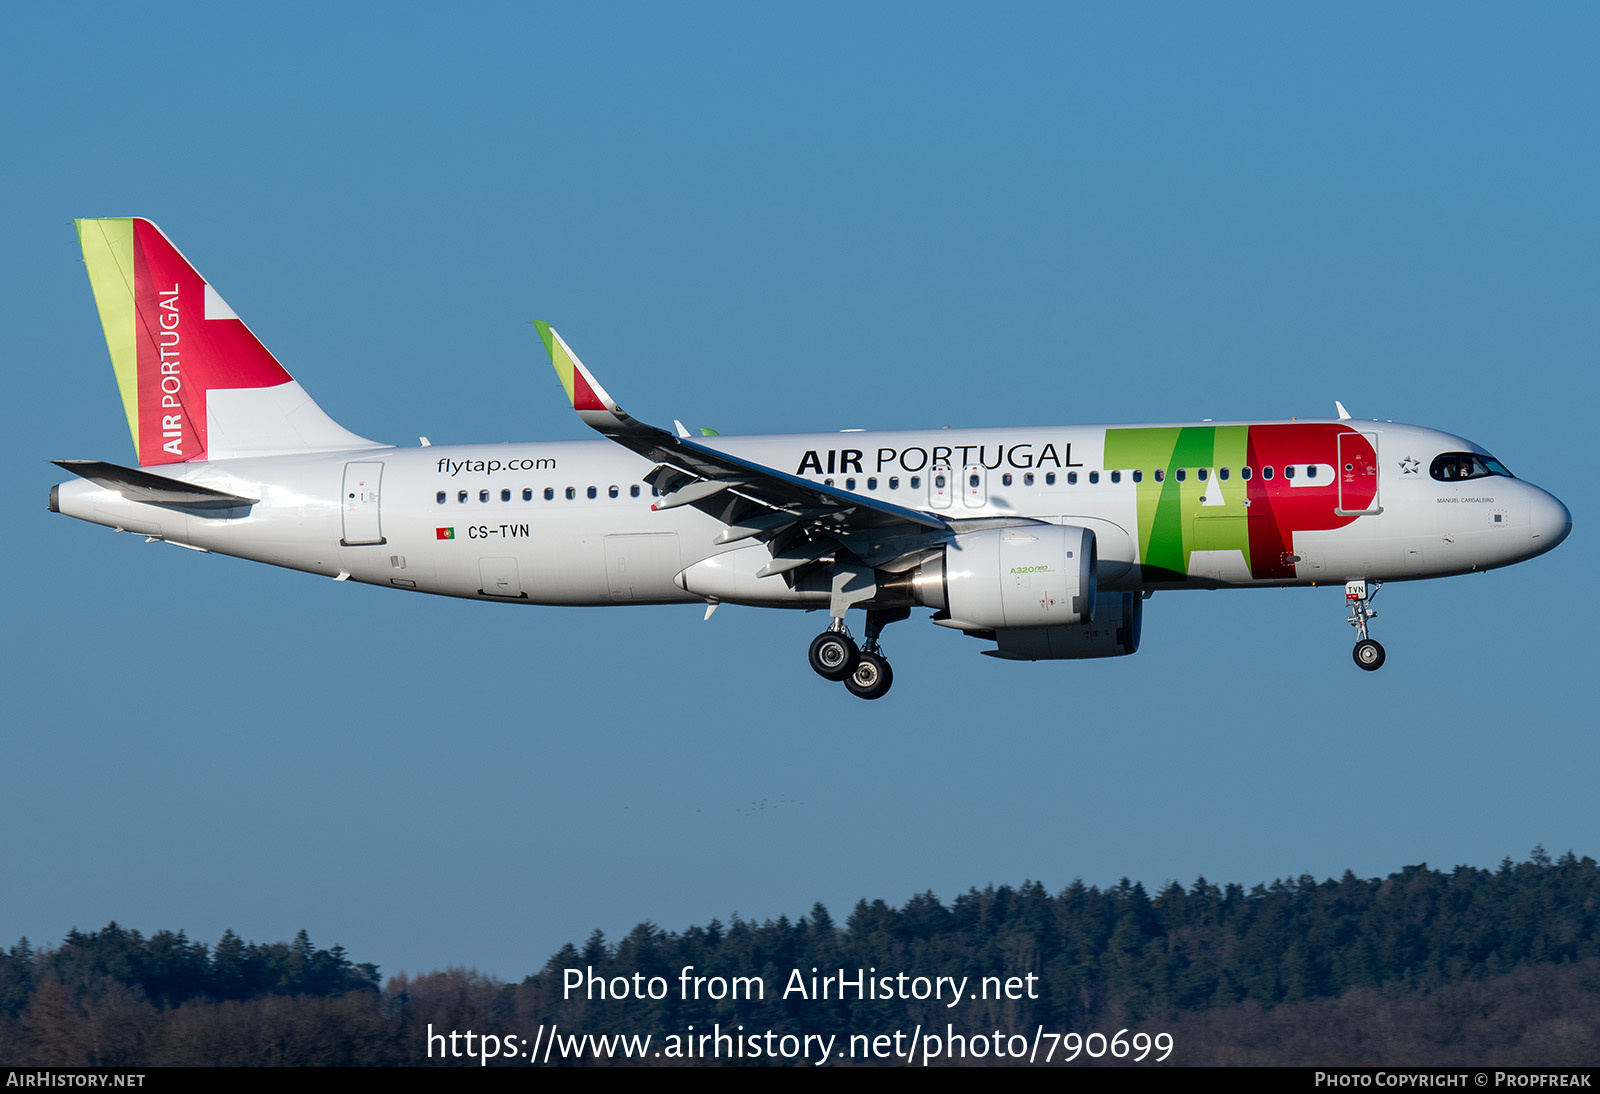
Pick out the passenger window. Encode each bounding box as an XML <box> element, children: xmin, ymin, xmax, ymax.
<box><xmin>522</xmin><ymin>488</ymin><xmax>533</xmax><ymax>501</ymax></box>
<box><xmin>910</xmin><ymin>476</ymin><xmax>921</xmax><ymax>489</ymax></box>
<box><xmin>968</xmin><ymin>473</ymin><xmax>980</xmax><ymax>488</ymax></box>
<box><xmin>846</xmin><ymin>478</ymin><xmax>856</xmax><ymax>490</ymax></box>
<box><xmin>436</xmin><ymin>491</ymin><xmax>447</xmax><ymax>504</ymax></box>
<box><xmin>1284</xmin><ymin>465</ymin><xmax>1295</xmax><ymax>480</ymax></box>
<box><xmin>544</xmin><ymin>488</ymin><xmax>554</xmax><ymax>501</ymax></box>
<box><xmin>501</xmin><ymin>488</ymin><xmax>511</xmax><ymax>502</ymax></box>
<box><xmin>587</xmin><ymin>486</ymin><xmax>597</xmax><ymax>499</ymax></box>
<box><xmin>1002</xmin><ymin>473</ymin><xmax>1013</xmax><ymax>487</ymax></box>
<box><xmin>630</xmin><ymin>485</ymin><xmax>640</xmax><ymax>497</ymax></box>
<box><xmin>1131</xmin><ymin>470</ymin><xmax>1142</xmax><ymax>483</ymax></box>
<box><xmin>934</xmin><ymin>474</ymin><xmax>946</xmax><ymax>489</ymax></box>
<box><xmin>565</xmin><ymin>487</ymin><xmax>575</xmax><ymax>500</ymax></box>
<box><xmin>824</xmin><ymin>478</ymin><xmax>834</xmax><ymax>487</ymax></box>
<box><xmin>609</xmin><ymin>485</ymin><xmax>619</xmax><ymax>498</ymax></box>
<box><xmin>1176</xmin><ymin>468</ymin><xmax>1186</xmax><ymax>482</ymax></box>
<box><xmin>1089</xmin><ymin>471</ymin><xmax>1100</xmax><ymax>484</ymax></box>
<box><xmin>889</xmin><ymin>477</ymin><xmax>900</xmax><ymax>490</ymax></box>
<box><xmin>1111</xmin><ymin>471</ymin><xmax>1122</xmax><ymax>484</ymax></box>
<box><xmin>458</xmin><ymin>491</ymin><xmax>468</xmax><ymax>503</ymax></box>
<box><xmin>1305</xmin><ymin>465</ymin><xmax>1317</xmax><ymax>480</ymax></box>
<box><xmin>1197</xmin><ymin>468</ymin><xmax>1208</xmax><ymax>482</ymax></box>
<box><xmin>867</xmin><ymin>477</ymin><xmax>877</xmax><ymax>490</ymax></box>
<box><xmin>1024</xmin><ymin>473</ymin><xmax>1034</xmax><ymax>486</ymax></box>
<box><xmin>1241</xmin><ymin>467</ymin><xmax>1252</xmax><ymax>481</ymax></box>
<box><xmin>1219</xmin><ymin>467</ymin><xmax>1230</xmax><ymax>480</ymax></box>
<box><xmin>1153</xmin><ymin>469</ymin><xmax>1163</xmax><ymax>482</ymax></box>
<box><xmin>1262</xmin><ymin>466</ymin><xmax>1274</xmax><ymax>480</ymax></box>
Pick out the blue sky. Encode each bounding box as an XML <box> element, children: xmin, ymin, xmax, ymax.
<box><xmin>3</xmin><ymin>3</ymin><xmax>1594</xmax><ymax>983</ymax></box>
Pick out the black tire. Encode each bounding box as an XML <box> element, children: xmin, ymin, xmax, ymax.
<box><xmin>808</xmin><ymin>632</ymin><xmax>859</xmax><ymax>681</ymax></box>
<box><xmin>844</xmin><ymin>652</ymin><xmax>893</xmax><ymax>699</ymax></box>
<box><xmin>1353</xmin><ymin>639</ymin><xmax>1386</xmax><ymax>671</ymax></box>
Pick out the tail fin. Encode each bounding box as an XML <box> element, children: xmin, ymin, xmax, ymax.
<box><xmin>75</xmin><ymin>218</ymin><xmax>381</xmax><ymax>465</ymax></box>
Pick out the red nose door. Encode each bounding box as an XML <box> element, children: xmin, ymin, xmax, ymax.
<box><xmin>1337</xmin><ymin>432</ymin><xmax>1381</xmax><ymax>515</ymax></box>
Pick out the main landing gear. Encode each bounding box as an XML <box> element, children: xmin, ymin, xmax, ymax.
<box><xmin>808</xmin><ymin>608</ymin><xmax>907</xmax><ymax>699</ymax></box>
<box><xmin>1346</xmin><ymin>580</ymin><xmax>1385</xmax><ymax>671</ymax></box>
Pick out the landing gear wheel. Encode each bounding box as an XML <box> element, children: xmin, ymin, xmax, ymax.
<box><xmin>844</xmin><ymin>652</ymin><xmax>893</xmax><ymax>700</ymax></box>
<box><xmin>1345</xmin><ymin>582</ymin><xmax>1386</xmax><ymax>672</ymax></box>
<box><xmin>1353</xmin><ymin>639</ymin><xmax>1386</xmax><ymax>671</ymax></box>
<box><xmin>809</xmin><ymin>632</ymin><xmax>859</xmax><ymax>681</ymax></box>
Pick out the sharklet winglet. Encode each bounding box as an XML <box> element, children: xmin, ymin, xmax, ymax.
<box><xmin>535</xmin><ymin>321</ymin><xmax>656</xmax><ymax>436</ymax></box>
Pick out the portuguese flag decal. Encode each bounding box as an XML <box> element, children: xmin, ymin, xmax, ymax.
<box><xmin>436</xmin><ymin>527</ymin><xmax>454</xmax><ymax>540</ymax></box>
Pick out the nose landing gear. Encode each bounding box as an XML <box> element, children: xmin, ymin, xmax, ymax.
<box><xmin>1346</xmin><ymin>580</ymin><xmax>1385</xmax><ymax>671</ymax></box>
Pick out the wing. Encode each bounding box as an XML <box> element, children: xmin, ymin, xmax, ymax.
<box><xmin>536</xmin><ymin>322</ymin><xmax>954</xmax><ymax>577</ymax></box>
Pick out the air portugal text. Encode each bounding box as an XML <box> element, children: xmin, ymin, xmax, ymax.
<box><xmin>156</xmin><ymin>285</ymin><xmax>184</xmax><ymax>456</ymax></box>
<box><xmin>795</xmin><ymin>442</ymin><xmax>1084</xmax><ymax>476</ymax></box>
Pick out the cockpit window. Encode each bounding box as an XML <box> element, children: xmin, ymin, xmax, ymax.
<box><xmin>1431</xmin><ymin>452</ymin><xmax>1514</xmax><ymax>482</ymax></box>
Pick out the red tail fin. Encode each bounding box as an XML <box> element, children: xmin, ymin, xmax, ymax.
<box><xmin>77</xmin><ymin>218</ymin><xmax>379</xmax><ymax>464</ymax></box>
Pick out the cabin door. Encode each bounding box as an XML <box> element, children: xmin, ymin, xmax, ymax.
<box><xmin>1337</xmin><ymin>433</ymin><xmax>1382</xmax><ymax>515</ymax></box>
<box><xmin>340</xmin><ymin>461</ymin><xmax>385</xmax><ymax>545</ymax></box>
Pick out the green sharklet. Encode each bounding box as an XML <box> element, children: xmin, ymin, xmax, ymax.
<box><xmin>1104</xmin><ymin>426</ymin><xmax>1250</xmax><ymax>581</ymax></box>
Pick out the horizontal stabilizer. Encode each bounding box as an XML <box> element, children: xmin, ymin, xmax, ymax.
<box><xmin>52</xmin><ymin>460</ymin><xmax>258</xmax><ymax>508</ymax></box>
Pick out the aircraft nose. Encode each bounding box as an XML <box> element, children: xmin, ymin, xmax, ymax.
<box><xmin>1527</xmin><ymin>487</ymin><xmax>1572</xmax><ymax>557</ymax></box>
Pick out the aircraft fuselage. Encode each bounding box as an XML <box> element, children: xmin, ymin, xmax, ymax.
<box><xmin>52</xmin><ymin>419</ymin><xmax>1570</xmax><ymax>608</ymax></box>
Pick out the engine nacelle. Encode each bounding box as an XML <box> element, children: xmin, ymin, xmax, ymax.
<box><xmin>984</xmin><ymin>591</ymin><xmax>1144</xmax><ymax>661</ymax></box>
<box><xmin>918</xmin><ymin>525</ymin><xmax>1096</xmax><ymax>630</ymax></box>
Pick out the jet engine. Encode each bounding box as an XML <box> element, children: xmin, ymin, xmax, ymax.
<box><xmin>909</xmin><ymin>525</ymin><xmax>1097</xmax><ymax>631</ymax></box>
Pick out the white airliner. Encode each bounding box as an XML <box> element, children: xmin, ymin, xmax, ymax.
<box><xmin>51</xmin><ymin>219</ymin><xmax>1572</xmax><ymax>698</ymax></box>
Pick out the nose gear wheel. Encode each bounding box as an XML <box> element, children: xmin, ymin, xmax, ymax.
<box><xmin>1353</xmin><ymin>638</ymin><xmax>1386</xmax><ymax>671</ymax></box>
<box><xmin>1345</xmin><ymin>580</ymin><xmax>1385</xmax><ymax>671</ymax></box>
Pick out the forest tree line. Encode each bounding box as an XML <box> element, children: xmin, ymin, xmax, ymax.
<box><xmin>3</xmin><ymin>849</ymin><xmax>1596</xmax><ymax>1065</ymax></box>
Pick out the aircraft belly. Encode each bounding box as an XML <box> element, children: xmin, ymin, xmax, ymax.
<box><xmin>1185</xmin><ymin>548</ymin><xmax>1254</xmax><ymax>584</ymax></box>
<box><xmin>603</xmin><ymin>533</ymin><xmax>684</xmax><ymax>602</ymax></box>
<box><xmin>96</xmin><ymin>498</ymin><xmax>180</xmax><ymax>540</ymax></box>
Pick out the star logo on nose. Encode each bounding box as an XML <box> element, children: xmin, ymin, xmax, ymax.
<box><xmin>1399</xmin><ymin>457</ymin><xmax>1420</xmax><ymax>475</ymax></box>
